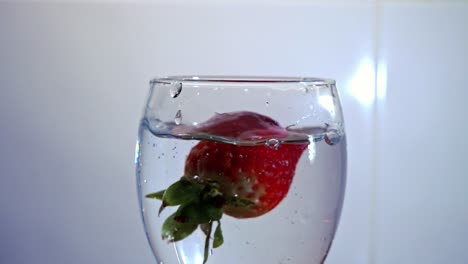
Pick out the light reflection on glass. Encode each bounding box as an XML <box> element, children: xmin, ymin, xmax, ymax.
<box><xmin>308</xmin><ymin>135</ymin><xmax>316</xmax><ymax>163</ymax></box>
<box><xmin>377</xmin><ymin>59</ymin><xmax>387</xmax><ymax>101</ymax></box>
<box><xmin>176</xmin><ymin>240</ymin><xmax>203</xmax><ymax>264</ymax></box>
<box><xmin>134</xmin><ymin>140</ymin><xmax>140</xmax><ymax>165</ymax></box>
<box><xmin>318</xmin><ymin>95</ymin><xmax>335</xmax><ymax>117</ymax></box>
<box><xmin>347</xmin><ymin>56</ymin><xmax>376</xmax><ymax>106</ymax></box>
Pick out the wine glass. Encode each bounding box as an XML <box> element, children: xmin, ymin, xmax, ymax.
<box><xmin>135</xmin><ymin>76</ymin><xmax>346</xmax><ymax>264</ymax></box>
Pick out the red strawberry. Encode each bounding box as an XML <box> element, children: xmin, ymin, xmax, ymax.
<box><xmin>184</xmin><ymin>140</ymin><xmax>307</xmax><ymax>218</ymax></box>
<box><xmin>146</xmin><ymin>111</ymin><xmax>308</xmax><ymax>263</ymax></box>
<box><xmin>171</xmin><ymin>111</ymin><xmax>288</xmax><ymax>141</ymax></box>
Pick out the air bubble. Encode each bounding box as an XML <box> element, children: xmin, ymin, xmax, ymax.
<box><xmin>169</xmin><ymin>83</ymin><xmax>182</xmax><ymax>98</ymax></box>
<box><xmin>265</xmin><ymin>138</ymin><xmax>280</xmax><ymax>149</ymax></box>
<box><xmin>174</xmin><ymin>110</ymin><xmax>182</xmax><ymax>125</ymax></box>
<box><xmin>325</xmin><ymin>129</ymin><xmax>341</xmax><ymax>145</ymax></box>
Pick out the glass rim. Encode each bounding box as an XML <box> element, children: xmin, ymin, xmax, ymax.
<box><xmin>151</xmin><ymin>76</ymin><xmax>336</xmax><ymax>85</ymax></box>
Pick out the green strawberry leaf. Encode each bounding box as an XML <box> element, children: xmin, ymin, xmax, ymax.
<box><xmin>204</xmin><ymin>187</ymin><xmax>223</xmax><ymax>199</ymax></box>
<box><xmin>161</xmin><ymin>212</ymin><xmax>198</xmax><ymax>242</ymax></box>
<box><xmin>176</xmin><ymin>202</ymin><xmax>222</xmax><ymax>224</ymax></box>
<box><xmin>158</xmin><ymin>201</ymin><xmax>168</xmax><ymax>216</ymax></box>
<box><xmin>145</xmin><ymin>190</ymin><xmax>165</xmax><ymax>200</ymax></box>
<box><xmin>213</xmin><ymin>221</ymin><xmax>223</xmax><ymax>248</ymax></box>
<box><xmin>147</xmin><ymin>177</ymin><xmax>230</xmax><ymax>264</ymax></box>
<box><xmin>163</xmin><ymin>178</ymin><xmax>202</xmax><ymax>206</ymax></box>
<box><xmin>227</xmin><ymin>196</ymin><xmax>255</xmax><ymax>207</ymax></box>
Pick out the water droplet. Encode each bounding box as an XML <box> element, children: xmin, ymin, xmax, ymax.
<box><xmin>244</xmin><ymin>88</ymin><xmax>249</xmax><ymax>92</ymax></box>
<box><xmin>196</xmin><ymin>91</ymin><xmax>200</xmax><ymax>96</ymax></box>
<box><xmin>174</xmin><ymin>110</ymin><xmax>182</xmax><ymax>125</ymax></box>
<box><xmin>265</xmin><ymin>138</ymin><xmax>280</xmax><ymax>149</ymax></box>
<box><xmin>265</xmin><ymin>101</ymin><xmax>270</xmax><ymax>106</ymax></box>
<box><xmin>143</xmin><ymin>179</ymin><xmax>147</xmax><ymax>183</ymax></box>
<box><xmin>169</xmin><ymin>83</ymin><xmax>182</xmax><ymax>98</ymax></box>
<box><xmin>210</xmin><ymin>249</ymin><xmax>213</xmax><ymax>255</ymax></box>
<box><xmin>152</xmin><ymin>143</ymin><xmax>156</xmax><ymax>147</ymax></box>
<box><xmin>325</xmin><ymin>129</ymin><xmax>341</xmax><ymax>145</ymax></box>
<box><xmin>309</xmin><ymin>104</ymin><xmax>314</xmax><ymax>111</ymax></box>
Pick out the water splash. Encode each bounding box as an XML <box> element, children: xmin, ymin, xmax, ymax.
<box><xmin>169</xmin><ymin>83</ymin><xmax>182</xmax><ymax>98</ymax></box>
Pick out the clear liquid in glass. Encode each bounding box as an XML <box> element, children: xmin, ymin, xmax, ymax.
<box><xmin>136</xmin><ymin>117</ymin><xmax>346</xmax><ymax>264</ymax></box>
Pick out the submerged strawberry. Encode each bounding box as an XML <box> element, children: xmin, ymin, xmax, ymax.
<box><xmin>173</xmin><ymin>111</ymin><xmax>289</xmax><ymax>141</ymax></box>
<box><xmin>146</xmin><ymin>111</ymin><xmax>307</xmax><ymax>263</ymax></box>
<box><xmin>184</xmin><ymin>140</ymin><xmax>306</xmax><ymax>218</ymax></box>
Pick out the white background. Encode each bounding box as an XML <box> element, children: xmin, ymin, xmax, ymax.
<box><xmin>0</xmin><ymin>1</ymin><xmax>467</xmax><ymax>263</ymax></box>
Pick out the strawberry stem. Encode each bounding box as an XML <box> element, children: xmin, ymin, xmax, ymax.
<box><xmin>203</xmin><ymin>221</ymin><xmax>213</xmax><ymax>264</ymax></box>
